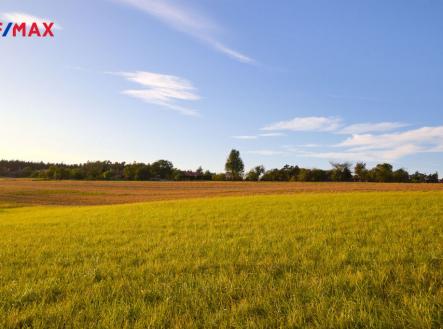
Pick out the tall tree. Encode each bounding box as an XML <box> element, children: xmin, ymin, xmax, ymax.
<box><xmin>354</xmin><ymin>162</ymin><xmax>368</xmax><ymax>182</ymax></box>
<box><xmin>151</xmin><ymin>160</ymin><xmax>174</xmax><ymax>180</ymax></box>
<box><xmin>330</xmin><ymin>162</ymin><xmax>353</xmax><ymax>182</ymax></box>
<box><xmin>245</xmin><ymin>165</ymin><xmax>265</xmax><ymax>181</ymax></box>
<box><xmin>372</xmin><ymin>163</ymin><xmax>394</xmax><ymax>182</ymax></box>
<box><xmin>393</xmin><ymin>168</ymin><xmax>410</xmax><ymax>182</ymax></box>
<box><xmin>225</xmin><ymin>149</ymin><xmax>244</xmax><ymax>180</ymax></box>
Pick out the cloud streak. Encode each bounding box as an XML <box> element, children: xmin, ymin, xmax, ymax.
<box><xmin>232</xmin><ymin>135</ymin><xmax>258</xmax><ymax>140</ymax></box>
<box><xmin>262</xmin><ymin>116</ymin><xmax>342</xmax><ymax>132</ymax></box>
<box><xmin>115</xmin><ymin>0</ymin><xmax>255</xmax><ymax>64</ymax></box>
<box><xmin>231</xmin><ymin>132</ymin><xmax>285</xmax><ymax>140</ymax></box>
<box><xmin>254</xmin><ymin>125</ymin><xmax>443</xmax><ymax>162</ymax></box>
<box><xmin>251</xmin><ymin>116</ymin><xmax>443</xmax><ymax>162</ymax></box>
<box><xmin>338</xmin><ymin>126</ymin><xmax>443</xmax><ymax>150</ymax></box>
<box><xmin>259</xmin><ymin>132</ymin><xmax>285</xmax><ymax>137</ymax></box>
<box><xmin>338</xmin><ymin>122</ymin><xmax>408</xmax><ymax>135</ymax></box>
<box><xmin>248</xmin><ymin>150</ymin><xmax>287</xmax><ymax>156</ymax></box>
<box><xmin>114</xmin><ymin>71</ymin><xmax>200</xmax><ymax>116</ymax></box>
<box><xmin>262</xmin><ymin>116</ymin><xmax>408</xmax><ymax>135</ymax></box>
<box><xmin>296</xmin><ymin>144</ymin><xmax>425</xmax><ymax>162</ymax></box>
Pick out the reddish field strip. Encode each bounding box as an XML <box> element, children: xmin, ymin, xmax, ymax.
<box><xmin>1</xmin><ymin>179</ymin><xmax>443</xmax><ymax>206</ymax></box>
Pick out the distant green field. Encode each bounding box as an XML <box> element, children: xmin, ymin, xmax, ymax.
<box><xmin>0</xmin><ymin>192</ymin><xmax>442</xmax><ymax>328</ymax></box>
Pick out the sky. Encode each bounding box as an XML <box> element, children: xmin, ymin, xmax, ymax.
<box><xmin>0</xmin><ymin>0</ymin><xmax>442</xmax><ymax>173</ymax></box>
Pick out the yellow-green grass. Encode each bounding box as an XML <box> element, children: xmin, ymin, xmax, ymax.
<box><xmin>0</xmin><ymin>192</ymin><xmax>442</xmax><ymax>328</ymax></box>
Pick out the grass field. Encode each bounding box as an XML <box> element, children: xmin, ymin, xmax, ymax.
<box><xmin>0</xmin><ymin>186</ymin><xmax>442</xmax><ymax>328</ymax></box>
<box><xmin>1</xmin><ymin>178</ymin><xmax>443</xmax><ymax>205</ymax></box>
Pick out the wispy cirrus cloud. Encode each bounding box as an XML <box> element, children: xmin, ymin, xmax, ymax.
<box><xmin>248</xmin><ymin>115</ymin><xmax>443</xmax><ymax>162</ymax></box>
<box><xmin>114</xmin><ymin>0</ymin><xmax>255</xmax><ymax>64</ymax></box>
<box><xmin>1</xmin><ymin>12</ymin><xmax>62</xmax><ymax>29</ymax></box>
<box><xmin>338</xmin><ymin>122</ymin><xmax>408</xmax><ymax>135</ymax></box>
<box><xmin>232</xmin><ymin>132</ymin><xmax>285</xmax><ymax>140</ymax></box>
<box><xmin>251</xmin><ymin>125</ymin><xmax>443</xmax><ymax>162</ymax></box>
<box><xmin>262</xmin><ymin>116</ymin><xmax>408</xmax><ymax>135</ymax></box>
<box><xmin>248</xmin><ymin>150</ymin><xmax>287</xmax><ymax>156</ymax></box>
<box><xmin>232</xmin><ymin>135</ymin><xmax>258</xmax><ymax>140</ymax></box>
<box><xmin>262</xmin><ymin>116</ymin><xmax>342</xmax><ymax>132</ymax></box>
<box><xmin>338</xmin><ymin>126</ymin><xmax>443</xmax><ymax>150</ymax></box>
<box><xmin>259</xmin><ymin>132</ymin><xmax>285</xmax><ymax>137</ymax></box>
<box><xmin>296</xmin><ymin>143</ymin><xmax>322</xmax><ymax>148</ymax></box>
<box><xmin>211</xmin><ymin>41</ymin><xmax>254</xmax><ymax>64</ymax></box>
<box><xmin>296</xmin><ymin>144</ymin><xmax>425</xmax><ymax>162</ymax></box>
<box><xmin>113</xmin><ymin>70</ymin><xmax>200</xmax><ymax>116</ymax></box>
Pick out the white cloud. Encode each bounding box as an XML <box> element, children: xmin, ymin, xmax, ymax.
<box><xmin>259</xmin><ymin>132</ymin><xmax>284</xmax><ymax>137</ymax></box>
<box><xmin>232</xmin><ymin>135</ymin><xmax>257</xmax><ymax>140</ymax></box>
<box><xmin>338</xmin><ymin>126</ymin><xmax>443</xmax><ymax>150</ymax></box>
<box><xmin>246</xmin><ymin>115</ymin><xmax>442</xmax><ymax>163</ymax></box>
<box><xmin>114</xmin><ymin>71</ymin><xmax>200</xmax><ymax>116</ymax></box>
<box><xmin>295</xmin><ymin>126</ymin><xmax>443</xmax><ymax>161</ymax></box>
<box><xmin>212</xmin><ymin>41</ymin><xmax>255</xmax><ymax>64</ymax></box>
<box><xmin>262</xmin><ymin>116</ymin><xmax>342</xmax><ymax>132</ymax></box>
<box><xmin>248</xmin><ymin>150</ymin><xmax>287</xmax><ymax>156</ymax></box>
<box><xmin>298</xmin><ymin>144</ymin><xmax>424</xmax><ymax>162</ymax></box>
<box><xmin>246</xmin><ymin>125</ymin><xmax>443</xmax><ymax>162</ymax></box>
<box><xmin>339</xmin><ymin>122</ymin><xmax>408</xmax><ymax>135</ymax></box>
<box><xmin>262</xmin><ymin>117</ymin><xmax>409</xmax><ymax>135</ymax></box>
<box><xmin>1</xmin><ymin>12</ymin><xmax>62</xmax><ymax>30</ymax></box>
<box><xmin>297</xmin><ymin>144</ymin><xmax>322</xmax><ymax>148</ymax></box>
<box><xmin>115</xmin><ymin>0</ymin><xmax>254</xmax><ymax>64</ymax></box>
<box><xmin>232</xmin><ymin>132</ymin><xmax>284</xmax><ymax>140</ymax></box>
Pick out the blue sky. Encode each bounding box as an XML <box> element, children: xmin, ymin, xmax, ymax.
<box><xmin>1</xmin><ymin>0</ymin><xmax>442</xmax><ymax>173</ymax></box>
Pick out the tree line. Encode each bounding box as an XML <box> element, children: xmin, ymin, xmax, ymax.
<box><xmin>0</xmin><ymin>149</ymin><xmax>440</xmax><ymax>183</ymax></box>
<box><xmin>0</xmin><ymin>159</ymin><xmax>213</xmax><ymax>181</ymax></box>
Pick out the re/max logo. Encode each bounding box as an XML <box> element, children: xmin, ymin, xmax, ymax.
<box><xmin>0</xmin><ymin>22</ymin><xmax>55</xmax><ymax>37</ymax></box>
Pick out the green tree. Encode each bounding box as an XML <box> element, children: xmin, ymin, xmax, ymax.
<box><xmin>311</xmin><ymin>168</ymin><xmax>329</xmax><ymax>181</ymax></box>
<box><xmin>330</xmin><ymin>162</ymin><xmax>353</xmax><ymax>182</ymax></box>
<box><xmin>135</xmin><ymin>164</ymin><xmax>151</xmax><ymax>180</ymax></box>
<box><xmin>354</xmin><ymin>162</ymin><xmax>368</xmax><ymax>182</ymax></box>
<box><xmin>426</xmin><ymin>172</ymin><xmax>439</xmax><ymax>183</ymax></box>
<box><xmin>297</xmin><ymin>168</ymin><xmax>313</xmax><ymax>182</ymax></box>
<box><xmin>212</xmin><ymin>173</ymin><xmax>226</xmax><ymax>181</ymax></box>
<box><xmin>195</xmin><ymin>166</ymin><xmax>204</xmax><ymax>180</ymax></box>
<box><xmin>225</xmin><ymin>149</ymin><xmax>244</xmax><ymax>180</ymax></box>
<box><xmin>123</xmin><ymin>163</ymin><xmax>138</xmax><ymax>180</ymax></box>
<box><xmin>151</xmin><ymin>160</ymin><xmax>174</xmax><ymax>180</ymax></box>
<box><xmin>70</xmin><ymin>168</ymin><xmax>85</xmax><ymax>180</ymax></box>
<box><xmin>202</xmin><ymin>170</ymin><xmax>213</xmax><ymax>180</ymax></box>
<box><xmin>393</xmin><ymin>169</ymin><xmax>410</xmax><ymax>182</ymax></box>
<box><xmin>372</xmin><ymin>163</ymin><xmax>394</xmax><ymax>182</ymax></box>
<box><xmin>245</xmin><ymin>165</ymin><xmax>265</xmax><ymax>181</ymax></box>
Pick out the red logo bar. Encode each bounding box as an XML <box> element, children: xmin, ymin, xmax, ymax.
<box><xmin>1</xmin><ymin>22</ymin><xmax>55</xmax><ymax>37</ymax></box>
